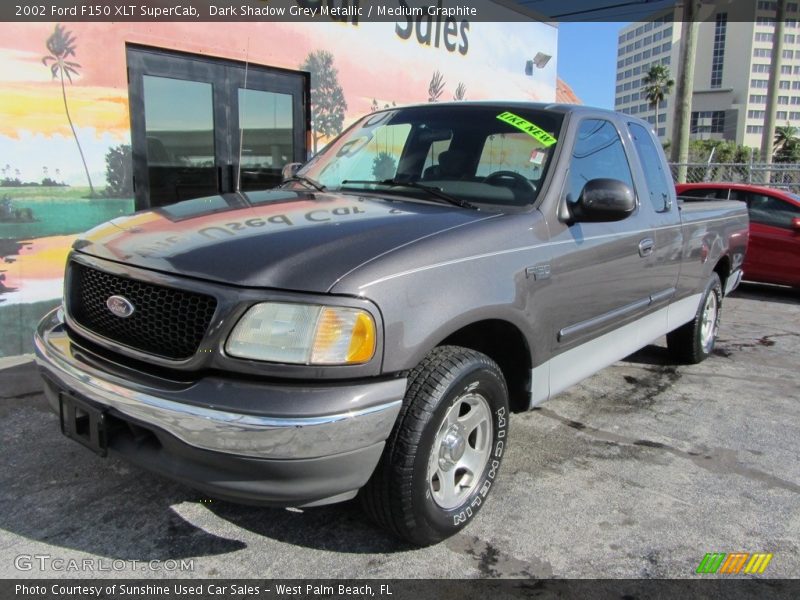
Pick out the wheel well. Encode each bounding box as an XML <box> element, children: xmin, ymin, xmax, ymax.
<box><xmin>440</xmin><ymin>320</ymin><xmax>531</xmax><ymax>413</ymax></box>
<box><xmin>713</xmin><ymin>255</ymin><xmax>731</xmax><ymax>292</ymax></box>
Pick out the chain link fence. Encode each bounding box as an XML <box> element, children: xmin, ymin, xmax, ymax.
<box><xmin>669</xmin><ymin>163</ymin><xmax>800</xmax><ymax>192</ymax></box>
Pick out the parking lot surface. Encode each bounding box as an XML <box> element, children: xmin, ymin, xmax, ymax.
<box><xmin>1</xmin><ymin>284</ymin><xmax>798</xmax><ymax>579</ymax></box>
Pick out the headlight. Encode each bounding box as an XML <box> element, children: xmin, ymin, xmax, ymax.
<box><xmin>225</xmin><ymin>302</ymin><xmax>376</xmax><ymax>365</ymax></box>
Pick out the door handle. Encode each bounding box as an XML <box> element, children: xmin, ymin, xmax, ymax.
<box><xmin>638</xmin><ymin>238</ymin><xmax>655</xmax><ymax>257</ymax></box>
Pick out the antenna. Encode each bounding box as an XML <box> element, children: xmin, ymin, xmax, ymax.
<box><xmin>236</xmin><ymin>38</ymin><xmax>251</xmax><ymax>192</ymax></box>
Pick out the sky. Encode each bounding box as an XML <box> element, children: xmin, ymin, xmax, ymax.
<box><xmin>558</xmin><ymin>22</ymin><xmax>628</xmax><ymax>109</ymax></box>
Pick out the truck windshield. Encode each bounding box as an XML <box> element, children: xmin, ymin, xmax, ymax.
<box><xmin>294</xmin><ymin>105</ymin><xmax>563</xmax><ymax>209</ymax></box>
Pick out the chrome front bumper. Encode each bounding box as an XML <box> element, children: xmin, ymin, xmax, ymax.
<box><xmin>34</xmin><ymin>309</ymin><xmax>405</xmax><ymax>460</ymax></box>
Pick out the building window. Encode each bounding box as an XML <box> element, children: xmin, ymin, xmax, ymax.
<box><xmin>750</xmin><ymin>94</ymin><xmax>767</xmax><ymax>103</ymax></box>
<box><xmin>626</xmin><ymin>56</ymin><xmax>633</xmax><ymax>65</ymax></box>
<box><xmin>786</xmin><ymin>34</ymin><xmax>796</xmax><ymax>43</ymax></box>
<box><xmin>635</xmin><ymin>39</ymin><xmax>642</xmax><ymax>49</ymax></box>
<box><xmin>751</xmin><ymin>79</ymin><xmax>769</xmax><ymax>88</ymax></box>
<box><xmin>794</xmin><ymin>81</ymin><xmax>800</xmax><ymax>89</ymax></box>
<box><xmin>748</xmin><ymin>110</ymin><xmax>766</xmax><ymax>119</ymax></box>
<box><xmin>623</xmin><ymin>94</ymin><xmax>631</xmax><ymax>103</ymax></box>
<box><xmin>636</xmin><ymin>25</ymin><xmax>644</xmax><ymax>36</ymax></box>
<box><xmin>631</xmin><ymin>106</ymin><xmax>639</xmax><ymax>114</ymax></box>
<box><xmin>783</xmin><ymin>66</ymin><xmax>793</xmax><ymax>75</ymax></box>
<box><xmin>757</xmin><ymin>1</ymin><xmax>776</xmax><ymax>9</ymax></box>
<box><xmin>631</xmin><ymin>91</ymin><xmax>640</xmax><ymax>101</ymax></box>
<box><xmin>644</xmin><ymin>35</ymin><xmax>652</xmax><ymax>45</ymax></box>
<box><xmin>645</xmin><ymin>22</ymin><xmax>653</xmax><ymax>32</ymax></box>
<box><xmin>625</xmin><ymin>69</ymin><xmax>632</xmax><ymax>78</ymax></box>
<box><xmin>778</xmin><ymin>95</ymin><xmax>790</xmax><ymax>104</ymax></box>
<box><xmin>711</xmin><ymin>13</ymin><xmax>727</xmax><ymax>88</ymax></box>
<box><xmin>654</xmin><ymin>31</ymin><xmax>662</xmax><ymax>41</ymax></box>
<box><xmin>753</xmin><ymin>48</ymin><xmax>771</xmax><ymax>57</ymax></box>
<box><xmin>777</xmin><ymin>111</ymin><xmax>788</xmax><ymax>119</ymax></box>
<box><xmin>643</xmin><ymin>49</ymin><xmax>652</xmax><ymax>59</ymax></box>
<box><xmin>790</xmin><ymin>111</ymin><xmax>800</xmax><ymax>119</ymax></box>
<box><xmin>691</xmin><ymin>110</ymin><xmax>726</xmax><ymax>135</ymax></box>
<box><xmin>746</xmin><ymin>125</ymin><xmax>764</xmax><ymax>134</ymax></box>
<box><xmin>627</xmin><ymin>31</ymin><xmax>635</xmax><ymax>41</ymax></box>
<box><xmin>783</xmin><ymin>49</ymin><xmax>795</xmax><ymax>59</ymax></box>
<box><xmin>792</xmin><ymin>97</ymin><xmax>800</xmax><ymax>104</ymax></box>
<box><xmin>617</xmin><ymin>59</ymin><xmax>624</xmax><ymax>68</ymax></box>
<box><xmin>662</xmin><ymin>41</ymin><xmax>672</xmax><ymax>52</ymax></box>
<box><xmin>752</xmin><ymin>63</ymin><xmax>770</xmax><ymax>73</ymax></box>
<box><xmin>626</xmin><ymin>43</ymin><xmax>634</xmax><ymax>52</ymax></box>
<box><xmin>780</xmin><ymin>80</ymin><xmax>791</xmax><ymax>89</ymax></box>
<box><xmin>634</xmin><ymin>53</ymin><xmax>642</xmax><ymax>61</ymax></box>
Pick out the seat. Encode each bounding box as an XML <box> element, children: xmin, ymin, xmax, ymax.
<box><xmin>423</xmin><ymin>149</ymin><xmax>469</xmax><ymax>180</ymax></box>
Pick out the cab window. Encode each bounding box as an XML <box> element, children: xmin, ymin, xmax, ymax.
<box><xmin>566</xmin><ymin>119</ymin><xmax>634</xmax><ymax>205</ymax></box>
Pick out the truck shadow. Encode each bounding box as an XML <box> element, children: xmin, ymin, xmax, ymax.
<box><xmin>206</xmin><ymin>501</ymin><xmax>412</xmax><ymax>554</ymax></box>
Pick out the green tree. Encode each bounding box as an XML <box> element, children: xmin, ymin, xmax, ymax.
<box><xmin>371</xmin><ymin>152</ymin><xmax>397</xmax><ymax>180</ymax></box>
<box><xmin>642</xmin><ymin>64</ymin><xmax>675</xmax><ymax>137</ymax></box>
<box><xmin>428</xmin><ymin>71</ymin><xmax>445</xmax><ymax>103</ymax></box>
<box><xmin>773</xmin><ymin>124</ymin><xmax>798</xmax><ymax>155</ymax></box>
<box><xmin>105</xmin><ymin>144</ymin><xmax>133</xmax><ymax>197</ymax></box>
<box><xmin>42</xmin><ymin>24</ymin><xmax>95</xmax><ymax>196</ymax></box>
<box><xmin>774</xmin><ymin>138</ymin><xmax>800</xmax><ymax>163</ymax></box>
<box><xmin>300</xmin><ymin>50</ymin><xmax>347</xmax><ymax>153</ymax></box>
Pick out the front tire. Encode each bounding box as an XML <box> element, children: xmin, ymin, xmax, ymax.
<box><xmin>360</xmin><ymin>346</ymin><xmax>509</xmax><ymax>546</ymax></box>
<box><xmin>667</xmin><ymin>272</ymin><xmax>722</xmax><ymax>364</ymax></box>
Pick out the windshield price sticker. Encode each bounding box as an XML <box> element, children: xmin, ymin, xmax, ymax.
<box><xmin>496</xmin><ymin>112</ymin><xmax>557</xmax><ymax>147</ymax></box>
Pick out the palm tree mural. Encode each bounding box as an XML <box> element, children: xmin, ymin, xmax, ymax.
<box><xmin>428</xmin><ymin>71</ymin><xmax>446</xmax><ymax>103</ymax></box>
<box><xmin>42</xmin><ymin>24</ymin><xmax>95</xmax><ymax>196</ymax></box>
<box><xmin>453</xmin><ymin>82</ymin><xmax>467</xmax><ymax>101</ymax></box>
<box><xmin>642</xmin><ymin>64</ymin><xmax>674</xmax><ymax>137</ymax></box>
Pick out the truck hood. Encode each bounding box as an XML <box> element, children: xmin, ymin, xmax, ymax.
<box><xmin>73</xmin><ymin>190</ymin><xmax>495</xmax><ymax>293</ymax></box>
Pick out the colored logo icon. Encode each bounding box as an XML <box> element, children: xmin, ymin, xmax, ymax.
<box><xmin>696</xmin><ymin>552</ymin><xmax>773</xmax><ymax>574</ymax></box>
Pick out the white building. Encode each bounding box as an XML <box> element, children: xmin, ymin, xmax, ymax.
<box><xmin>614</xmin><ymin>1</ymin><xmax>800</xmax><ymax>150</ymax></box>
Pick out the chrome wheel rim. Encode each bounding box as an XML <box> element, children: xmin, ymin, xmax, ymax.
<box><xmin>700</xmin><ymin>291</ymin><xmax>718</xmax><ymax>352</ymax></box>
<box><xmin>428</xmin><ymin>392</ymin><xmax>493</xmax><ymax>510</ymax></box>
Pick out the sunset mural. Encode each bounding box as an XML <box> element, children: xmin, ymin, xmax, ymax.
<box><xmin>0</xmin><ymin>15</ymin><xmax>566</xmax><ymax>356</ymax></box>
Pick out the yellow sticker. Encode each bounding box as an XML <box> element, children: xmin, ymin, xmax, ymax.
<box><xmin>496</xmin><ymin>111</ymin><xmax>558</xmax><ymax>147</ymax></box>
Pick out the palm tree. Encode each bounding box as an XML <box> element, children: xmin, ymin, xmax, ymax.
<box><xmin>642</xmin><ymin>64</ymin><xmax>675</xmax><ymax>137</ymax></box>
<box><xmin>42</xmin><ymin>24</ymin><xmax>95</xmax><ymax>196</ymax></box>
<box><xmin>453</xmin><ymin>82</ymin><xmax>467</xmax><ymax>101</ymax></box>
<box><xmin>773</xmin><ymin>124</ymin><xmax>798</xmax><ymax>153</ymax></box>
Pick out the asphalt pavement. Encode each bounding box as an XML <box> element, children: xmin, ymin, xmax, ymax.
<box><xmin>1</xmin><ymin>283</ymin><xmax>798</xmax><ymax>579</ymax></box>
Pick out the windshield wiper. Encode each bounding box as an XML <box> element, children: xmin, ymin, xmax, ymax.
<box><xmin>281</xmin><ymin>175</ymin><xmax>326</xmax><ymax>192</ymax></box>
<box><xmin>340</xmin><ymin>179</ymin><xmax>476</xmax><ymax>209</ymax></box>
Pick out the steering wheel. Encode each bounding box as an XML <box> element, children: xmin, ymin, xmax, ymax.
<box><xmin>484</xmin><ymin>170</ymin><xmax>537</xmax><ymax>194</ymax></box>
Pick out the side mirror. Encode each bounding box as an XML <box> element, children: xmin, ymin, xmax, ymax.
<box><xmin>281</xmin><ymin>162</ymin><xmax>302</xmax><ymax>182</ymax></box>
<box><xmin>792</xmin><ymin>216</ymin><xmax>800</xmax><ymax>232</ymax></box>
<box><xmin>570</xmin><ymin>178</ymin><xmax>636</xmax><ymax>222</ymax></box>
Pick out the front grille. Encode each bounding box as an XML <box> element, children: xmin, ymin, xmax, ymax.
<box><xmin>67</xmin><ymin>262</ymin><xmax>217</xmax><ymax>360</ymax></box>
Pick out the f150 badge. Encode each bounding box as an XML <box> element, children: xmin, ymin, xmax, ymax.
<box><xmin>106</xmin><ymin>295</ymin><xmax>135</xmax><ymax>318</ymax></box>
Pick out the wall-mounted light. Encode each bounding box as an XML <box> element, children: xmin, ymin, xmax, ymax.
<box><xmin>525</xmin><ymin>52</ymin><xmax>552</xmax><ymax>76</ymax></box>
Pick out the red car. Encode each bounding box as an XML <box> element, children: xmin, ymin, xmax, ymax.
<box><xmin>676</xmin><ymin>182</ymin><xmax>800</xmax><ymax>289</ymax></box>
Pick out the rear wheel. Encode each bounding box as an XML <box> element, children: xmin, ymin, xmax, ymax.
<box><xmin>667</xmin><ymin>273</ymin><xmax>722</xmax><ymax>364</ymax></box>
<box><xmin>360</xmin><ymin>346</ymin><xmax>509</xmax><ymax>546</ymax></box>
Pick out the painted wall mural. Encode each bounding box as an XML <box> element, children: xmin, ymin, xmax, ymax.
<box><xmin>0</xmin><ymin>16</ymin><xmax>564</xmax><ymax>357</ymax></box>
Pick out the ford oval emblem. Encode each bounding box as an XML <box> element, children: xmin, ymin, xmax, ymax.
<box><xmin>106</xmin><ymin>295</ymin><xmax>135</xmax><ymax>318</ymax></box>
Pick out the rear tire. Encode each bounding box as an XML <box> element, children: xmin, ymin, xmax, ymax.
<box><xmin>360</xmin><ymin>346</ymin><xmax>509</xmax><ymax>546</ymax></box>
<box><xmin>667</xmin><ymin>273</ymin><xmax>722</xmax><ymax>364</ymax></box>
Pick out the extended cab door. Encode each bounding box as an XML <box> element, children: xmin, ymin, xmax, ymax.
<box><xmin>540</xmin><ymin>116</ymin><xmax>677</xmax><ymax>397</ymax></box>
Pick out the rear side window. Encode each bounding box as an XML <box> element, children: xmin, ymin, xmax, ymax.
<box><xmin>629</xmin><ymin>122</ymin><xmax>672</xmax><ymax>212</ymax></box>
<box><xmin>681</xmin><ymin>188</ymin><xmax>729</xmax><ymax>200</ymax></box>
<box><xmin>747</xmin><ymin>194</ymin><xmax>800</xmax><ymax>229</ymax></box>
<box><xmin>565</xmin><ymin>119</ymin><xmax>634</xmax><ymax>204</ymax></box>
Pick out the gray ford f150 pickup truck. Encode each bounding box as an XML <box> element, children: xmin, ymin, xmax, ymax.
<box><xmin>35</xmin><ymin>103</ymin><xmax>748</xmax><ymax>545</ymax></box>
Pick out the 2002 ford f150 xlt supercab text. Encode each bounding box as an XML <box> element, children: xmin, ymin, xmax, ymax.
<box><xmin>35</xmin><ymin>103</ymin><xmax>748</xmax><ymax>545</ymax></box>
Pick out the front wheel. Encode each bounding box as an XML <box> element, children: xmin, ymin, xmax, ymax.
<box><xmin>360</xmin><ymin>346</ymin><xmax>509</xmax><ymax>546</ymax></box>
<box><xmin>667</xmin><ymin>272</ymin><xmax>722</xmax><ymax>364</ymax></box>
